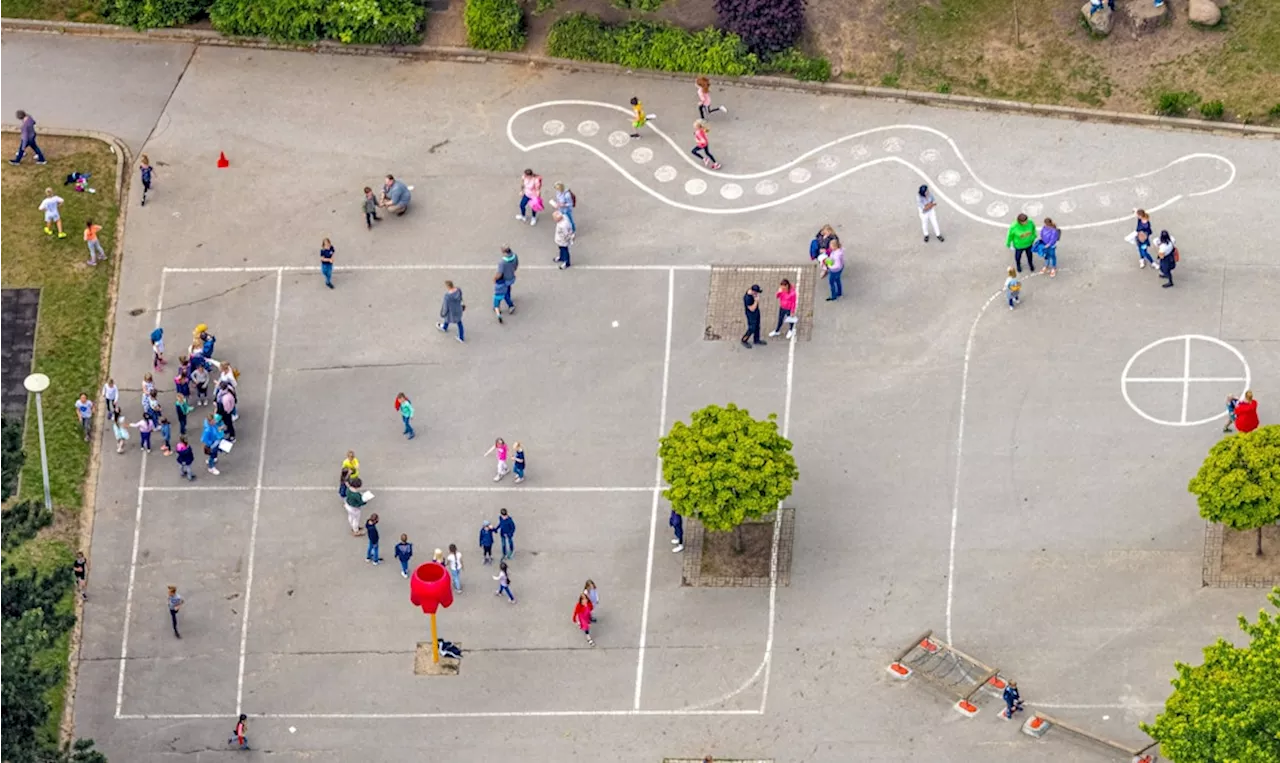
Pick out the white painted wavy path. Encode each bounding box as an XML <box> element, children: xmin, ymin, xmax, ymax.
<box><xmin>507</xmin><ymin>101</ymin><xmax>1236</xmax><ymax>229</ymax></box>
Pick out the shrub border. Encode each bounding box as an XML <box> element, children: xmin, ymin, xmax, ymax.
<box><xmin>3</xmin><ymin>17</ymin><xmax>1279</xmax><ymax>138</ymax></box>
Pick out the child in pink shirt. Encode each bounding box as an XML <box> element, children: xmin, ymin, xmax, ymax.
<box><xmin>769</xmin><ymin>278</ymin><xmax>799</xmax><ymax>340</ymax></box>
<box><xmin>516</xmin><ymin>170</ymin><xmax>543</xmax><ymax>226</ymax></box>
<box><xmin>488</xmin><ymin>437</ymin><xmax>510</xmax><ymax>482</ymax></box>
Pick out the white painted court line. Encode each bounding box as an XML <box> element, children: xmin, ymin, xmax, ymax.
<box><xmin>162</xmin><ymin>264</ymin><xmax>713</xmax><ymax>274</ymax></box>
<box><xmin>141</xmin><ymin>485</ymin><xmax>655</xmax><ymax>493</ymax></box>
<box><xmin>633</xmin><ymin>268</ymin><xmax>674</xmax><ymax>710</ymax></box>
<box><xmin>115</xmin><ymin>271</ymin><xmax>167</xmax><ymax>719</ymax></box>
<box><xmin>1181</xmin><ymin>336</ymin><xmax>1192</xmax><ymax>425</ymax></box>
<box><xmin>1032</xmin><ymin>702</ymin><xmax>1165</xmax><ymax>710</ymax></box>
<box><xmin>1125</xmin><ymin>377</ymin><xmax>1247</xmax><ymax>383</ymax></box>
<box><xmin>234</xmin><ymin>268</ymin><xmax>283</xmax><ymax>717</ymax></box>
<box><xmin>117</xmin><ymin>708</ymin><xmax>761</xmax><ymax>721</ymax></box>
<box><xmin>759</xmin><ymin>267</ymin><xmax>801</xmax><ymax>713</ymax></box>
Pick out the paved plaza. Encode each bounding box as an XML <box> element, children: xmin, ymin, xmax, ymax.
<box><xmin>3</xmin><ymin>32</ymin><xmax>1279</xmax><ymax>762</ymax></box>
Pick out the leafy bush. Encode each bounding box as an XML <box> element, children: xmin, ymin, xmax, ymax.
<box><xmin>714</xmin><ymin>0</ymin><xmax>805</xmax><ymax>56</ymax></box>
<box><xmin>1269</xmin><ymin>103</ymin><xmax>1280</xmax><ymax>119</ymax></box>
<box><xmin>762</xmin><ymin>48</ymin><xmax>831</xmax><ymax>81</ymax></box>
<box><xmin>102</xmin><ymin>0</ymin><xmax>212</xmax><ymax>29</ymax></box>
<box><xmin>1199</xmin><ymin>99</ymin><xmax>1225</xmax><ymax>119</ymax></box>
<box><xmin>547</xmin><ymin>13</ymin><xmax>757</xmax><ymax>75</ymax></box>
<box><xmin>611</xmin><ymin>0</ymin><xmax>664</xmax><ymax>11</ymax></box>
<box><xmin>2</xmin><ymin>416</ymin><xmax>24</xmax><ymax>501</ymax></box>
<box><xmin>1</xmin><ymin>502</ymin><xmax>54</xmax><ymax>552</ymax></box>
<box><xmin>210</xmin><ymin>0</ymin><xmax>424</xmax><ymax>44</ymax></box>
<box><xmin>464</xmin><ymin>0</ymin><xmax>526</xmax><ymax>50</ymax></box>
<box><xmin>1155</xmin><ymin>90</ymin><xmax>1199</xmax><ymax>116</ymax></box>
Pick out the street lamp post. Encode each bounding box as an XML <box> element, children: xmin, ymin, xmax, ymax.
<box><xmin>23</xmin><ymin>373</ymin><xmax>53</xmax><ymax>511</ymax></box>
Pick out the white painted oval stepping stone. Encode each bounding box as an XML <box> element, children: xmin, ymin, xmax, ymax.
<box><xmin>850</xmin><ymin>144</ymin><xmax>869</xmax><ymax>159</ymax></box>
<box><xmin>817</xmin><ymin>154</ymin><xmax>839</xmax><ymax>171</ymax></box>
<box><xmin>654</xmin><ymin>165</ymin><xmax>677</xmax><ymax>183</ymax></box>
<box><xmin>788</xmin><ymin>168</ymin><xmax>812</xmax><ymax>184</ymax></box>
<box><xmin>542</xmin><ymin>120</ymin><xmax>565</xmax><ymax>136</ymax></box>
<box><xmin>920</xmin><ymin>148</ymin><xmax>940</xmax><ymax>163</ymax></box>
<box><xmin>960</xmin><ymin>188</ymin><xmax>983</xmax><ymax>205</ymax></box>
<box><xmin>607</xmin><ymin>131</ymin><xmax>631</xmax><ymax>147</ymax></box>
<box><xmin>986</xmin><ymin>201</ymin><xmax>1010</xmax><ymax>218</ymax></box>
<box><xmin>577</xmin><ymin>121</ymin><xmax>600</xmax><ymax>137</ymax></box>
<box><xmin>1097</xmin><ymin>193</ymin><xmax>1112</xmax><ymax>206</ymax></box>
<box><xmin>720</xmin><ymin>183</ymin><xmax>744</xmax><ymax>200</ymax></box>
<box><xmin>685</xmin><ymin>178</ymin><xmax>708</xmax><ymax>196</ymax></box>
<box><xmin>882</xmin><ymin>137</ymin><xmax>905</xmax><ymax>152</ymax></box>
<box><xmin>938</xmin><ymin>170</ymin><xmax>962</xmax><ymax>187</ymax></box>
<box><xmin>1021</xmin><ymin>201</ymin><xmax>1043</xmax><ymax>217</ymax></box>
<box><xmin>1134</xmin><ymin>184</ymin><xmax>1151</xmax><ymax>198</ymax></box>
<box><xmin>755</xmin><ymin>180</ymin><xmax>779</xmax><ymax>196</ymax></box>
<box><xmin>631</xmin><ymin>147</ymin><xmax>654</xmax><ymax>164</ymax></box>
<box><xmin>1059</xmin><ymin>198</ymin><xmax>1077</xmax><ymax>213</ymax></box>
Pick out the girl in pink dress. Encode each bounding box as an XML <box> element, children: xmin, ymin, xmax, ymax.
<box><xmin>517</xmin><ymin>169</ymin><xmax>543</xmax><ymax>226</ymax></box>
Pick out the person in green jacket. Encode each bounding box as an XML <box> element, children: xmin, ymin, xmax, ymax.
<box><xmin>1006</xmin><ymin>213</ymin><xmax>1037</xmax><ymax>273</ymax></box>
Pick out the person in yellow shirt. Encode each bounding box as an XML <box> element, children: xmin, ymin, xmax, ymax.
<box><xmin>628</xmin><ymin>97</ymin><xmax>654</xmax><ymax>139</ymax></box>
<box><xmin>342</xmin><ymin>450</ymin><xmax>360</xmax><ymax>481</ymax></box>
<box><xmin>84</xmin><ymin>219</ymin><xmax>106</xmax><ymax>265</ymax></box>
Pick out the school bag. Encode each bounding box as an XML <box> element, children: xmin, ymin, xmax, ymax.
<box><xmin>569</xmin><ymin>189</ymin><xmax>577</xmax><ymax>207</ymax></box>
<box><xmin>150</xmin><ymin>328</ymin><xmax>164</xmax><ymax>344</ymax></box>
<box><xmin>809</xmin><ymin>238</ymin><xmax>821</xmax><ymax>261</ymax></box>
<box><xmin>438</xmin><ymin>638</ymin><xmax>462</xmax><ymax>659</ymax></box>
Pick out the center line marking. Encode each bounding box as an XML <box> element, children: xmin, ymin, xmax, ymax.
<box><xmin>1180</xmin><ymin>336</ymin><xmax>1192</xmax><ymax>425</ymax></box>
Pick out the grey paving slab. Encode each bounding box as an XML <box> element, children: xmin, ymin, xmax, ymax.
<box><xmin>3</xmin><ymin>31</ymin><xmax>1276</xmax><ymax>763</ymax></box>
<box><xmin>0</xmin><ymin>32</ymin><xmax>194</xmax><ymax>153</ymax></box>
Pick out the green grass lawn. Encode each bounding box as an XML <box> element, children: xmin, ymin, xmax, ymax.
<box><xmin>2</xmin><ymin>133</ymin><xmax>119</xmax><ymax>751</ymax></box>
<box><xmin>0</xmin><ymin>0</ymin><xmax>105</xmax><ymax>22</ymax></box>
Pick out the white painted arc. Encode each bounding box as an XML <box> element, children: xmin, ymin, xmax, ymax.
<box><xmin>506</xmin><ymin>100</ymin><xmax>1236</xmax><ymax>228</ymax></box>
<box><xmin>1120</xmin><ymin>334</ymin><xmax>1251</xmax><ymax>427</ymax></box>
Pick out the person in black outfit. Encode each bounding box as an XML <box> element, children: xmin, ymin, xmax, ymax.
<box><xmin>741</xmin><ymin>284</ymin><xmax>766</xmax><ymax>349</ymax></box>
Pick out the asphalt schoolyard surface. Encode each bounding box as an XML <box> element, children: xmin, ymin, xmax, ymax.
<box><xmin>4</xmin><ymin>32</ymin><xmax>1279</xmax><ymax>762</ymax></box>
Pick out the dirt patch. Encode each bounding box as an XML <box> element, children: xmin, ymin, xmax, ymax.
<box><xmin>1221</xmin><ymin>524</ymin><xmax>1280</xmax><ymax>579</ymax></box>
<box><xmin>700</xmin><ymin>522</ymin><xmax>776</xmax><ymax>579</ymax></box>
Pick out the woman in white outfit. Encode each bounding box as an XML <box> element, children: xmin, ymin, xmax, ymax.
<box><xmin>918</xmin><ymin>184</ymin><xmax>944</xmax><ymax>243</ymax></box>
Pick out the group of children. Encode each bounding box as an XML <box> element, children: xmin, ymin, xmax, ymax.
<box><xmin>628</xmin><ymin>77</ymin><xmax>729</xmax><ymax>171</ymax></box>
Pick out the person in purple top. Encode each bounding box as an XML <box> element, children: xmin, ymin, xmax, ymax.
<box><xmin>10</xmin><ymin>111</ymin><xmax>46</xmax><ymax>165</ymax></box>
<box><xmin>1036</xmin><ymin>218</ymin><xmax>1061</xmax><ymax>278</ymax></box>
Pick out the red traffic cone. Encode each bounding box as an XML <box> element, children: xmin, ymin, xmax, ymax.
<box><xmin>216</xmin><ymin>152</ymin><xmax>230</xmax><ymax>169</ymax></box>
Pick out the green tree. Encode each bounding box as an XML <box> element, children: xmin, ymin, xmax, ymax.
<box><xmin>1188</xmin><ymin>424</ymin><xmax>1280</xmax><ymax>556</ymax></box>
<box><xmin>1142</xmin><ymin>588</ymin><xmax>1280</xmax><ymax>763</ymax></box>
<box><xmin>658</xmin><ymin>403</ymin><xmax>798</xmax><ymax>552</ymax></box>
<box><xmin>2</xmin><ymin>415</ymin><xmax>25</xmax><ymax>501</ymax></box>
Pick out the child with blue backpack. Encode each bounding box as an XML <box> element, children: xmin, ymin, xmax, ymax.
<box><xmin>479</xmin><ymin>520</ymin><xmax>495</xmax><ymax>564</ymax></box>
<box><xmin>151</xmin><ymin>327</ymin><xmax>165</xmax><ymax>370</ymax></box>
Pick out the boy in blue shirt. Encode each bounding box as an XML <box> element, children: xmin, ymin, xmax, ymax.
<box><xmin>395</xmin><ymin>534</ymin><xmax>414</xmax><ymax>578</ymax></box>
<box><xmin>493</xmin><ymin>273</ymin><xmax>509</xmax><ymax>324</ymax></box>
<box><xmin>159</xmin><ymin>417</ymin><xmax>173</xmax><ymax>456</ymax></box>
<box><xmin>496</xmin><ymin>509</ymin><xmax>516</xmax><ymax>560</ymax></box>
<box><xmin>478</xmin><ymin>521</ymin><xmax>495</xmax><ymax>564</ymax></box>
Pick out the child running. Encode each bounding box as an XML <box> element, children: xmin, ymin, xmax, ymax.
<box><xmin>628</xmin><ymin>97</ymin><xmax>654</xmax><ymax>139</ymax></box>
<box><xmin>695</xmin><ymin>76</ymin><xmax>726</xmax><ymax>120</ymax></box>
<box><xmin>139</xmin><ymin>155</ymin><xmax>154</xmax><ymax>206</ymax></box>
<box><xmin>1004</xmin><ymin>266</ymin><xmax>1021</xmax><ymax>310</ymax></box>
<box><xmin>573</xmin><ymin>592</ymin><xmax>595</xmax><ymax>646</ymax></box>
<box><xmin>691</xmin><ymin>120</ymin><xmax>721</xmax><ymax>170</ymax></box>
<box><xmin>493</xmin><ymin>561</ymin><xmax>515</xmax><ymax>603</ymax></box>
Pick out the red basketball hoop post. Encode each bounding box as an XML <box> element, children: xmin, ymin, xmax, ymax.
<box><xmin>409</xmin><ymin>562</ymin><xmax>454</xmax><ymax>662</ymax></box>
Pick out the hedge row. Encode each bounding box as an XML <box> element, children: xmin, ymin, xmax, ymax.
<box><xmin>103</xmin><ymin>0</ymin><xmax>424</xmax><ymax>44</ymax></box>
<box><xmin>547</xmin><ymin>13</ymin><xmax>758</xmax><ymax>76</ymax></box>
<box><xmin>464</xmin><ymin>0</ymin><xmax>525</xmax><ymax>51</ymax></box>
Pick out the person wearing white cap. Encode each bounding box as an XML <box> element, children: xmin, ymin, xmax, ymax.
<box><xmin>918</xmin><ymin>185</ymin><xmax>944</xmax><ymax>243</ymax></box>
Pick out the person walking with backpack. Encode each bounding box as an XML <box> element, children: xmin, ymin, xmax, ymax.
<box><xmin>175</xmin><ymin>436</ymin><xmax>196</xmax><ymax>481</ymax></box>
<box><xmin>1156</xmin><ymin>230</ymin><xmax>1177</xmax><ymax>288</ymax></box>
<box><xmin>550</xmin><ymin>183</ymin><xmax>576</xmax><ymax>233</ymax></box>
<box><xmin>1004</xmin><ymin>266</ymin><xmax>1022</xmax><ymax>310</ymax></box>
<box><xmin>493</xmin><ymin>562</ymin><xmax>515</xmax><ymax>603</ymax></box>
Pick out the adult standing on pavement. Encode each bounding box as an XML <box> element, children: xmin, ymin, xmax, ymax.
<box><xmin>821</xmin><ymin>239</ymin><xmax>845</xmax><ymax>302</ymax></box>
<box><xmin>1156</xmin><ymin>230</ymin><xmax>1177</xmax><ymax>288</ymax></box>
<box><xmin>1006</xmin><ymin>214</ymin><xmax>1037</xmax><ymax>273</ymax></box>
<box><xmin>740</xmin><ymin>284</ymin><xmax>765</xmax><ymax>349</ymax></box>
<box><xmin>10</xmin><ymin>110</ymin><xmax>46</xmax><ymax>165</ymax></box>
<box><xmin>201</xmin><ymin>413</ymin><xmax>224</xmax><ymax>475</ymax></box>
<box><xmin>550</xmin><ymin>183</ymin><xmax>576</xmax><ymax>233</ymax></box>
<box><xmin>917</xmin><ymin>185</ymin><xmax>944</xmax><ymax>243</ymax></box>
<box><xmin>498</xmin><ymin>246</ymin><xmax>519</xmax><ymax>312</ymax></box>
<box><xmin>320</xmin><ymin>238</ymin><xmax>335</xmax><ymax>289</ymax></box>
<box><xmin>669</xmin><ymin>509</ymin><xmax>684</xmax><ymax>552</ymax></box>
<box><xmin>553</xmin><ymin>212</ymin><xmax>574</xmax><ymax>270</ymax></box>
<box><xmin>437</xmin><ymin>281</ymin><xmax>466</xmax><ymax>343</ymax></box>
<box><xmin>769</xmin><ymin>278</ymin><xmax>797</xmax><ymax>339</ymax></box>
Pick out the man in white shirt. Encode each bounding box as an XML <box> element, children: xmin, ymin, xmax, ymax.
<box><xmin>39</xmin><ymin>188</ymin><xmax>66</xmax><ymax>238</ymax></box>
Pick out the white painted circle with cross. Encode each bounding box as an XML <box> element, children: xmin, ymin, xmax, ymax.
<box><xmin>1121</xmin><ymin>335</ymin><xmax>1250</xmax><ymax>427</ymax></box>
